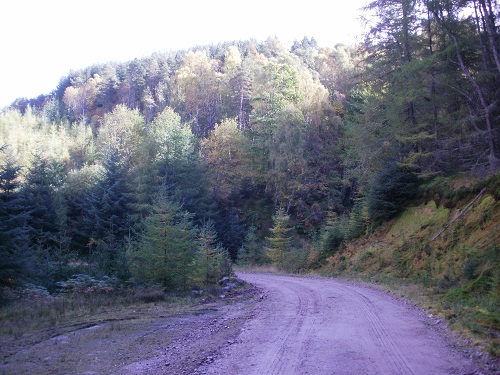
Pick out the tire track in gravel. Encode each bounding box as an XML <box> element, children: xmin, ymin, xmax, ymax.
<box><xmin>334</xmin><ymin>283</ymin><xmax>414</xmax><ymax>374</ymax></box>
<box><xmin>260</xmin><ymin>279</ymin><xmax>317</xmax><ymax>374</ymax></box>
<box><xmin>200</xmin><ymin>273</ymin><xmax>479</xmax><ymax>375</ymax></box>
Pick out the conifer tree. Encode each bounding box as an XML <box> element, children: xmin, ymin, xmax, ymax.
<box><xmin>319</xmin><ymin>210</ymin><xmax>343</xmax><ymax>258</ymax></box>
<box><xmin>214</xmin><ymin>207</ymin><xmax>246</xmax><ymax>261</ymax></box>
<box><xmin>367</xmin><ymin>162</ymin><xmax>419</xmax><ymax>226</ymax></box>
<box><xmin>127</xmin><ymin>195</ymin><xmax>198</xmax><ymax>290</ymax></box>
<box><xmin>266</xmin><ymin>207</ymin><xmax>293</xmax><ymax>269</ymax></box>
<box><xmin>238</xmin><ymin>226</ymin><xmax>265</xmax><ymax>265</ymax></box>
<box><xmin>151</xmin><ymin>107</ymin><xmax>215</xmax><ymax>223</ymax></box>
<box><xmin>64</xmin><ymin>165</ymin><xmax>100</xmax><ymax>257</ymax></box>
<box><xmin>84</xmin><ymin>146</ymin><xmax>131</xmax><ymax>274</ymax></box>
<box><xmin>22</xmin><ymin>153</ymin><xmax>64</xmax><ymax>252</ymax></box>
<box><xmin>0</xmin><ymin>147</ymin><xmax>30</xmax><ymax>286</ymax></box>
<box><xmin>198</xmin><ymin>220</ymin><xmax>231</xmax><ymax>285</ymax></box>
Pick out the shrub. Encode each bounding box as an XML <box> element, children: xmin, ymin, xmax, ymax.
<box><xmin>55</xmin><ymin>274</ymin><xmax>118</xmax><ymax>294</ymax></box>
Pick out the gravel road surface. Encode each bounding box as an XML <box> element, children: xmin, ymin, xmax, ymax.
<box><xmin>2</xmin><ymin>273</ymin><xmax>495</xmax><ymax>374</ymax></box>
<box><xmin>201</xmin><ymin>273</ymin><xmax>480</xmax><ymax>375</ymax></box>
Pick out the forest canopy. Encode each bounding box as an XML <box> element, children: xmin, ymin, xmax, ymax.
<box><xmin>1</xmin><ymin>0</ymin><xmax>499</xmax><ymax>293</ymax></box>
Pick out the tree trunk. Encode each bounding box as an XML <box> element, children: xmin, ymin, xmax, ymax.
<box><xmin>450</xmin><ymin>33</ymin><xmax>499</xmax><ymax>170</ymax></box>
<box><xmin>427</xmin><ymin>9</ymin><xmax>440</xmax><ymax>161</ymax></box>
<box><xmin>239</xmin><ymin>89</ymin><xmax>245</xmax><ymax>131</ymax></box>
<box><xmin>478</xmin><ymin>0</ymin><xmax>500</xmax><ymax>75</ymax></box>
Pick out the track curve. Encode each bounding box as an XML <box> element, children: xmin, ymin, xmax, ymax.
<box><xmin>201</xmin><ymin>273</ymin><xmax>476</xmax><ymax>375</ymax></box>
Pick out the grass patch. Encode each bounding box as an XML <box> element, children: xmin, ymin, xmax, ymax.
<box><xmin>234</xmin><ymin>264</ymin><xmax>280</xmax><ymax>274</ymax></box>
<box><xmin>0</xmin><ymin>286</ymin><xmax>192</xmax><ymax>352</ymax></box>
<box><xmin>0</xmin><ymin>280</ymin><xmax>256</xmax><ymax>368</ymax></box>
<box><xmin>388</xmin><ymin>200</ymin><xmax>449</xmax><ymax>239</ymax></box>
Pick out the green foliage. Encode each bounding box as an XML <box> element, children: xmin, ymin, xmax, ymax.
<box><xmin>55</xmin><ymin>274</ymin><xmax>118</xmax><ymax>294</ymax></box>
<box><xmin>347</xmin><ymin>199</ymin><xmax>367</xmax><ymax>239</ymax></box>
<box><xmin>266</xmin><ymin>207</ymin><xmax>293</xmax><ymax>269</ymax></box>
<box><xmin>387</xmin><ymin>200</ymin><xmax>449</xmax><ymax>240</ymax></box>
<box><xmin>150</xmin><ymin>107</ymin><xmax>194</xmax><ymax>163</ymax></box>
<box><xmin>323</xmin><ymin>174</ymin><xmax>500</xmax><ymax>356</ymax></box>
<box><xmin>419</xmin><ymin>177</ymin><xmax>475</xmax><ymax>208</ymax></box>
<box><xmin>85</xmin><ymin>146</ymin><xmax>132</xmax><ymax>268</ymax></box>
<box><xmin>318</xmin><ymin>211</ymin><xmax>343</xmax><ymax>257</ymax></box>
<box><xmin>441</xmin><ymin>260</ymin><xmax>500</xmax><ymax>345</ymax></box>
<box><xmin>127</xmin><ymin>196</ymin><xmax>198</xmax><ymax>290</ymax></box>
<box><xmin>97</xmin><ymin>105</ymin><xmax>146</xmax><ymax>163</ymax></box>
<box><xmin>238</xmin><ymin>226</ymin><xmax>265</xmax><ymax>265</ymax></box>
<box><xmin>2</xmin><ymin>17</ymin><xmax>499</xmax><ymax>313</ymax></box>
<box><xmin>197</xmin><ymin>220</ymin><xmax>232</xmax><ymax>285</ymax></box>
<box><xmin>267</xmin><ymin>104</ymin><xmax>307</xmax><ymax>207</ymax></box>
<box><xmin>318</xmin><ymin>201</ymin><xmax>367</xmax><ymax>261</ymax></box>
<box><xmin>64</xmin><ymin>164</ymin><xmax>101</xmax><ymax>256</ymax></box>
<box><xmin>367</xmin><ymin>162</ymin><xmax>419</xmax><ymax>226</ymax></box>
<box><xmin>22</xmin><ymin>153</ymin><xmax>65</xmax><ymax>255</ymax></box>
<box><xmin>0</xmin><ymin>147</ymin><xmax>30</xmax><ymax>287</ymax></box>
<box><xmin>202</xmin><ymin>118</ymin><xmax>249</xmax><ymax>205</ymax></box>
<box><xmin>214</xmin><ymin>207</ymin><xmax>246</xmax><ymax>261</ymax></box>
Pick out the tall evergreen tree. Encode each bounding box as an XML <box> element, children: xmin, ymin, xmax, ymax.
<box><xmin>238</xmin><ymin>225</ymin><xmax>265</xmax><ymax>265</ymax></box>
<box><xmin>85</xmin><ymin>146</ymin><xmax>131</xmax><ymax>274</ymax></box>
<box><xmin>249</xmin><ymin>60</ymin><xmax>303</xmax><ymax>199</ymax></box>
<box><xmin>214</xmin><ymin>207</ymin><xmax>246</xmax><ymax>261</ymax></box>
<box><xmin>153</xmin><ymin>108</ymin><xmax>216</xmax><ymax>223</ymax></box>
<box><xmin>198</xmin><ymin>220</ymin><xmax>232</xmax><ymax>285</ymax></box>
<box><xmin>367</xmin><ymin>162</ymin><xmax>419</xmax><ymax>226</ymax></box>
<box><xmin>267</xmin><ymin>104</ymin><xmax>307</xmax><ymax>209</ymax></box>
<box><xmin>266</xmin><ymin>207</ymin><xmax>293</xmax><ymax>269</ymax></box>
<box><xmin>426</xmin><ymin>0</ymin><xmax>500</xmax><ymax>172</ymax></box>
<box><xmin>0</xmin><ymin>147</ymin><xmax>30</xmax><ymax>287</ymax></box>
<box><xmin>362</xmin><ymin>0</ymin><xmax>438</xmax><ymax>174</ymax></box>
<box><xmin>22</xmin><ymin>153</ymin><xmax>65</xmax><ymax>252</ymax></box>
<box><xmin>64</xmin><ymin>165</ymin><xmax>100</xmax><ymax>257</ymax></box>
<box><xmin>127</xmin><ymin>195</ymin><xmax>198</xmax><ymax>290</ymax></box>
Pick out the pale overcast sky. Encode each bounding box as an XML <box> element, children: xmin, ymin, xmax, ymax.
<box><xmin>0</xmin><ymin>0</ymin><xmax>368</xmax><ymax>108</ymax></box>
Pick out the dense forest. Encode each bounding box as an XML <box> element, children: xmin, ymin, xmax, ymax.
<box><xmin>1</xmin><ymin>0</ymin><xmax>499</xmax><ymax>296</ymax></box>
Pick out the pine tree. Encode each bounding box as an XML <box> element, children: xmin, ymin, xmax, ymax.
<box><xmin>84</xmin><ymin>146</ymin><xmax>131</xmax><ymax>274</ymax></box>
<box><xmin>238</xmin><ymin>226</ymin><xmax>265</xmax><ymax>265</ymax></box>
<box><xmin>198</xmin><ymin>220</ymin><xmax>232</xmax><ymax>285</ymax></box>
<box><xmin>152</xmin><ymin>107</ymin><xmax>216</xmax><ymax>224</ymax></box>
<box><xmin>319</xmin><ymin>210</ymin><xmax>344</xmax><ymax>258</ymax></box>
<box><xmin>64</xmin><ymin>165</ymin><xmax>100</xmax><ymax>257</ymax></box>
<box><xmin>0</xmin><ymin>148</ymin><xmax>30</xmax><ymax>287</ymax></box>
<box><xmin>22</xmin><ymin>153</ymin><xmax>64</xmax><ymax>253</ymax></box>
<box><xmin>367</xmin><ymin>162</ymin><xmax>419</xmax><ymax>226</ymax></box>
<box><xmin>127</xmin><ymin>195</ymin><xmax>198</xmax><ymax>290</ymax></box>
<box><xmin>214</xmin><ymin>207</ymin><xmax>246</xmax><ymax>261</ymax></box>
<box><xmin>266</xmin><ymin>207</ymin><xmax>293</xmax><ymax>269</ymax></box>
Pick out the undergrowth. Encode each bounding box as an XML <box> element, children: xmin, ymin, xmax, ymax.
<box><xmin>0</xmin><ymin>285</ymin><xmax>192</xmax><ymax>343</ymax></box>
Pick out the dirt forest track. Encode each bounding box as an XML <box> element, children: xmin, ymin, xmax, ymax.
<box><xmin>200</xmin><ymin>273</ymin><xmax>483</xmax><ymax>375</ymax></box>
<box><xmin>1</xmin><ymin>273</ymin><xmax>496</xmax><ymax>374</ymax></box>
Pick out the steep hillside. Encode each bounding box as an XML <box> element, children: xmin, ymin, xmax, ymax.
<box><xmin>322</xmin><ymin>174</ymin><xmax>500</xmax><ymax>356</ymax></box>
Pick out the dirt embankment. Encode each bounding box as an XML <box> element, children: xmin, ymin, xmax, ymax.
<box><xmin>1</xmin><ymin>273</ymin><xmax>498</xmax><ymax>374</ymax></box>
